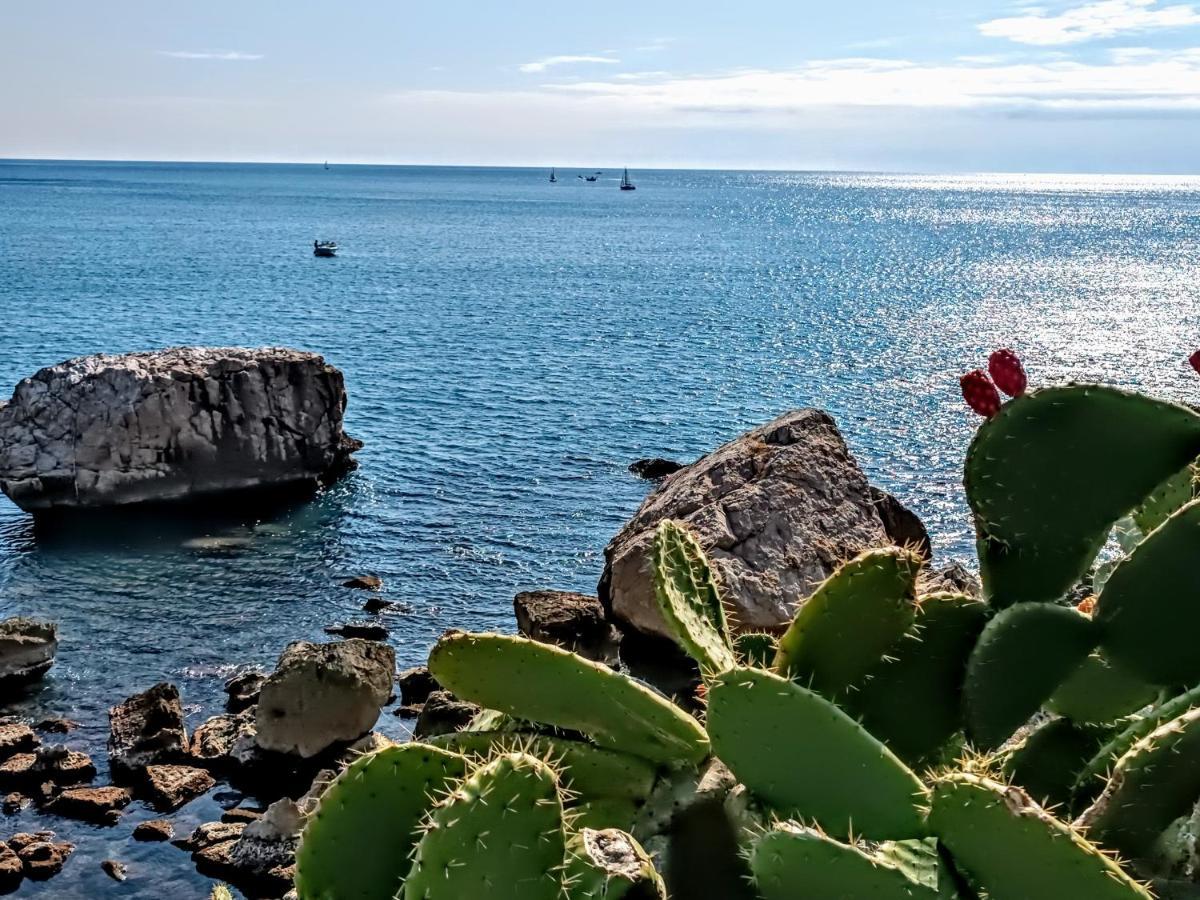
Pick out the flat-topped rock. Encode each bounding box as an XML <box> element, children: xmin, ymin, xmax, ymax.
<box><xmin>0</xmin><ymin>347</ymin><xmax>361</xmax><ymax>512</ymax></box>
<box><xmin>0</xmin><ymin>619</ymin><xmax>58</xmax><ymax>691</ymax></box>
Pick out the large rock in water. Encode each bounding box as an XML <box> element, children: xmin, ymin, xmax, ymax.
<box><xmin>600</xmin><ymin>409</ymin><xmax>923</xmax><ymax>639</ymax></box>
<box><xmin>0</xmin><ymin>619</ymin><xmax>58</xmax><ymax>691</ymax></box>
<box><xmin>0</xmin><ymin>347</ymin><xmax>360</xmax><ymax>512</ymax></box>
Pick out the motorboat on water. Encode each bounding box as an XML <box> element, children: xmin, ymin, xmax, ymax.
<box><xmin>620</xmin><ymin>168</ymin><xmax>636</xmax><ymax>191</ymax></box>
<box><xmin>313</xmin><ymin>240</ymin><xmax>338</xmax><ymax>257</ymax></box>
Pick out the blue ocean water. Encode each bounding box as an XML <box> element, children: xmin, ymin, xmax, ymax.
<box><xmin>1</xmin><ymin>160</ymin><xmax>1200</xmax><ymax>896</ymax></box>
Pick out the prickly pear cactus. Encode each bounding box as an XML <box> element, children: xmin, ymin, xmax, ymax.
<box><xmin>1077</xmin><ymin>707</ymin><xmax>1200</xmax><ymax>858</ymax></box>
<box><xmin>964</xmin><ymin>385</ymin><xmax>1200</xmax><ymax>607</ymax></box>
<box><xmin>1002</xmin><ymin>717</ymin><xmax>1107</xmax><ymax>811</ymax></box>
<box><xmin>749</xmin><ymin>824</ymin><xmax>939</xmax><ymax>900</ymax></box>
<box><xmin>563</xmin><ymin>828</ymin><xmax>666</xmax><ymax>899</ymax></box>
<box><xmin>773</xmin><ymin>548</ymin><xmax>923</xmax><ymax>699</ymax></box>
<box><xmin>732</xmin><ymin>632</ymin><xmax>776</xmax><ymax>669</ymax></box>
<box><xmin>651</xmin><ymin>520</ymin><xmax>735</xmax><ymax>675</ymax></box>
<box><xmin>294</xmin><ymin>744</ymin><xmax>467</xmax><ymax>900</ymax></box>
<box><xmin>1095</xmin><ymin>499</ymin><xmax>1200</xmax><ymax>686</ymax></box>
<box><xmin>404</xmin><ymin>752</ymin><xmax>566</xmax><ymax>900</ymax></box>
<box><xmin>929</xmin><ymin>773</ymin><xmax>1151</xmax><ymax>899</ymax></box>
<box><xmin>963</xmin><ymin>602</ymin><xmax>1097</xmax><ymax>750</ymax></box>
<box><xmin>1046</xmin><ymin>651</ymin><xmax>1157</xmax><ymax>725</ymax></box>
<box><xmin>428</xmin><ymin>632</ymin><xmax>709</xmax><ymax>765</ymax></box>
<box><xmin>706</xmin><ymin>667</ymin><xmax>928</xmax><ymax>840</ymax></box>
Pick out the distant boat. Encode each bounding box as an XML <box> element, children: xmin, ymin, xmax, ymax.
<box><xmin>313</xmin><ymin>240</ymin><xmax>338</xmax><ymax>257</ymax></box>
<box><xmin>585</xmin><ymin>175</ymin><xmax>598</xmax><ymax>182</ymax></box>
<box><xmin>324</xmin><ymin>160</ymin><xmax>330</xmax><ymax>171</ymax></box>
<box><xmin>549</xmin><ymin>168</ymin><xmax>557</xmax><ymax>183</ymax></box>
<box><xmin>620</xmin><ymin>168</ymin><xmax>636</xmax><ymax>191</ymax></box>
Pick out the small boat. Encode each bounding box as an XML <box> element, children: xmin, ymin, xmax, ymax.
<box><xmin>324</xmin><ymin>160</ymin><xmax>330</xmax><ymax>171</ymax></box>
<box><xmin>585</xmin><ymin>175</ymin><xmax>598</xmax><ymax>182</ymax></box>
<box><xmin>549</xmin><ymin>168</ymin><xmax>557</xmax><ymax>183</ymax></box>
<box><xmin>313</xmin><ymin>240</ymin><xmax>338</xmax><ymax>257</ymax></box>
<box><xmin>619</xmin><ymin>168</ymin><xmax>636</xmax><ymax>191</ymax></box>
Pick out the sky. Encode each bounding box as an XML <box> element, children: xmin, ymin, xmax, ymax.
<box><xmin>5</xmin><ymin>0</ymin><xmax>1200</xmax><ymax>172</ymax></box>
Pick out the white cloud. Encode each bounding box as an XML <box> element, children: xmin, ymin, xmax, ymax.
<box><xmin>517</xmin><ymin>55</ymin><xmax>619</xmax><ymax>73</ymax></box>
<box><xmin>156</xmin><ymin>50</ymin><xmax>263</xmax><ymax>61</ymax></box>
<box><xmin>635</xmin><ymin>37</ymin><xmax>676</xmax><ymax>51</ymax></box>
<box><xmin>979</xmin><ymin>0</ymin><xmax>1200</xmax><ymax>45</ymax></box>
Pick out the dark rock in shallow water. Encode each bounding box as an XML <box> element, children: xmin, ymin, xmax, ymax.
<box><xmin>341</xmin><ymin>574</ymin><xmax>383</xmax><ymax>591</ymax></box>
<box><xmin>2</xmin><ymin>792</ymin><xmax>26</xmax><ymax>814</ymax></box>
<box><xmin>133</xmin><ymin>819</ymin><xmax>174</xmax><ymax>842</ymax></box>
<box><xmin>49</xmin><ymin>786</ymin><xmax>131</xmax><ymax>823</ymax></box>
<box><xmin>396</xmin><ymin>666</ymin><xmax>439</xmax><ymax>708</ymax></box>
<box><xmin>324</xmin><ymin>621</ymin><xmax>389</xmax><ymax>641</ymax></box>
<box><xmin>101</xmin><ymin>859</ymin><xmax>127</xmax><ymax>882</ymax></box>
<box><xmin>14</xmin><ymin>835</ymin><xmax>73</xmax><ymax>880</ymax></box>
<box><xmin>0</xmin><ymin>347</ymin><xmax>361</xmax><ymax>513</ymax></box>
<box><xmin>513</xmin><ymin>590</ymin><xmax>619</xmax><ymax>661</ymax></box>
<box><xmin>413</xmin><ymin>691</ymin><xmax>480</xmax><ymax>739</ymax></box>
<box><xmin>0</xmin><ymin>724</ymin><xmax>37</xmax><ymax>760</ymax></box>
<box><xmin>0</xmin><ymin>619</ymin><xmax>58</xmax><ymax>692</ymax></box>
<box><xmin>629</xmin><ymin>458</ymin><xmax>685</xmax><ymax>480</ymax></box>
<box><xmin>108</xmin><ymin>682</ymin><xmax>189</xmax><ymax>780</ymax></box>
<box><xmin>224</xmin><ymin>671</ymin><xmax>265</xmax><ymax>714</ymax></box>
<box><xmin>33</xmin><ymin>717</ymin><xmax>78</xmax><ymax>735</ymax></box>
<box><xmin>869</xmin><ymin>486</ymin><xmax>932</xmax><ymax>560</ymax></box>
<box><xmin>143</xmin><ymin>763</ymin><xmax>216</xmax><ymax>811</ymax></box>
<box><xmin>362</xmin><ymin>597</ymin><xmax>395</xmax><ymax>613</ymax></box>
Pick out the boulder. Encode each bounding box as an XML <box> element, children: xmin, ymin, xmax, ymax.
<box><xmin>49</xmin><ymin>786</ymin><xmax>131</xmax><ymax>823</ymax></box>
<box><xmin>224</xmin><ymin>671</ymin><xmax>265</xmax><ymax>714</ymax></box>
<box><xmin>228</xmin><ymin>798</ymin><xmax>304</xmax><ymax>886</ymax></box>
<box><xmin>0</xmin><ymin>619</ymin><xmax>58</xmax><ymax>690</ymax></box>
<box><xmin>629</xmin><ymin>458</ymin><xmax>685</xmax><ymax>480</ymax></box>
<box><xmin>255</xmin><ymin>639</ymin><xmax>394</xmax><ymax>758</ymax></box>
<box><xmin>342</xmin><ymin>575</ymin><xmax>382</xmax><ymax>591</ymax></box>
<box><xmin>33</xmin><ymin>717</ymin><xmax>78</xmax><ymax>734</ymax></box>
<box><xmin>324</xmin><ymin>622</ymin><xmax>389</xmax><ymax>641</ymax></box>
<box><xmin>192</xmin><ymin>712</ymin><xmax>256</xmax><ymax>768</ymax></box>
<box><xmin>0</xmin><ymin>843</ymin><xmax>21</xmax><ymax>891</ymax></box>
<box><xmin>2</xmin><ymin>792</ymin><xmax>27</xmax><ymax>814</ymax></box>
<box><xmin>108</xmin><ymin>682</ymin><xmax>189</xmax><ymax>780</ymax></box>
<box><xmin>15</xmin><ymin>837</ymin><xmax>73</xmax><ymax>880</ymax></box>
<box><xmin>101</xmin><ymin>859</ymin><xmax>127</xmax><ymax>882</ymax></box>
<box><xmin>396</xmin><ymin>666</ymin><xmax>439</xmax><ymax>708</ymax></box>
<box><xmin>143</xmin><ymin>764</ymin><xmax>216</xmax><ymax>811</ymax></box>
<box><xmin>0</xmin><ymin>347</ymin><xmax>361</xmax><ymax>512</ymax></box>
<box><xmin>413</xmin><ymin>691</ymin><xmax>480</xmax><ymax>739</ymax></box>
<box><xmin>0</xmin><ymin>723</ymin><xmax>37</xmax><ymax>759</ymax></box>
<box><xmin>513</xmin><ymin>590</ymin><xmax>619</xmax><ymax>661</ymax></box>
<box><xmin>600</xmin><ymin>409</ymin><xmax>907</xmax><ymax>638</ymax></box>
<box><xmin>133</xmin><ymin>819</ymin><xmax>174</xmax><ymax>842</ymax></box>
<box><xmin>920</xmin><ymin>561</ymin><xmax>982</xmax><ymax>597</ymax></box>
<box><xmin>868</xmin><ymin>486</ymin><xmax>931</xmax><ymax>560</ymax></box>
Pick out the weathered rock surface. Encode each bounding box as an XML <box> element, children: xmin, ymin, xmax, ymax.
<box><xmin>108</xmin><ymin>682</ymin><xmax>189</xmax><ymax>779</ymax></box>
<box><xmin>12</xmin><ymin>833</ymin><xmax>74</xmax><ymax>880</ymax></box>
<box><xmin>0</xmin><ymin>842</ymin><xmax>21</xmax><ymax>891</ymax></box>
<box><xmin>0</xmin><ymin>347</ymin><xmax>361</xmax><ymax>512</ymax></box>
<box><xmin>143</xmin><ymin>763</ymin><xmax>216</xmax><ymax>811</ymax></box>
<box><xmin>396</xmin><ymin>666</ymin><xmax>439</xmax><ymax>708</ymax></box>
<box><xmin>101</xmin><ymin>859</ymin><xmax>127</xmax><ymax>882</ymax></box>
<box><xmin>341</xmin><ymin>575</ymin><xmax>382</xmax><ymax>591</ymax></box>
<box><xmin>133</xmin><ymin>819</ymin><xmax>174</xmax><ymax>842</ymax></box>
<box><xmin>600</xmin><ymin>409</ymin><xmax>912</xmax><ymax>637</ymax></box>
<box><xmin>868</xmin><ymin>486</ymin><xmax>931</xmax><ymax>560</ymax></box>
<box><xmin>919</xmin><ymin>561</ymin><xmax>982</xmax><ymax>598</ymax></box>
<box><xmin>49</xmin><ymin>785</ymin><xmax>131</xmax><ymax>823</ymax></box>
<box><xmin>513</xmin><ymin>590</ymin><xmax>619</xmax><ymax>661</ymax></box>
<box><xmin>191</xmin><ymin>712</ymin><xmax>256</xmax><ymax>768</ymax></box>
<box><xmin>255</xmin><ymin>639</ymin><xmax>394</xmax><ymax>758</ymax></box>
<box><xmin>0</xmin><ymin>619</ymin><xmax>58</xmax><ymax>691</ymax></box>
<box><xmin>413</xmin><ymin>691</ymin><xmax>480</xmax><ymax>739</ymax></box>
<box><xmin>224</xmin><ymin>671</ymin><xmax>265</xmax><ymax>714</ymax></box>
<box><xmin>0</xmin><ymin>723</ymin><xmax>37</xmax><ymax>759</ymax></box>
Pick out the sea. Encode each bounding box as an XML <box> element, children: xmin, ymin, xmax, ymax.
<box><xmin>1</xmin><ymin>160</ymin><xmax>1199</xmax><ymax>896</ymax></box>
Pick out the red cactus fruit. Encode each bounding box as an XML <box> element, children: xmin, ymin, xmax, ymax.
<box><xmin>988</xmin><ymin>348</ymin><xmax>1027</xmax><ymax>397</ymax></box>
<box><xmin>1190</xmin><ymin>350</ymin><xmax>1200</xmax><ymax>375</ymax></box>
<box><xmin>960</xmin><ymin>370</ymin><xmax>1002</xmax><ymax>418</ymax></box>
<box><xmin>1076</xmin><ymin>595</ymin><xmax>1097</xmax><ymax>616</ymax></box>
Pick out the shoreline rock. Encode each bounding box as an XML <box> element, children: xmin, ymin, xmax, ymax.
<box><xmin>0</xmin><ymin>619</ymin><xmax>58</xmax><ymax>692</ymax></box>
<box><xmin>108</xmin><ymin>683</ymin><xmax>189</xmax><ymax>781</ymax></box>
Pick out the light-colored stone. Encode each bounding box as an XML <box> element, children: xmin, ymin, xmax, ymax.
<box><xmin>600</xmin><ymin>409</ymin><xmax>901</xmax><ymax>638</ymax></box>
<box><xmin>255</xmin><ymin>639</ymin><xmax>394</xmax><ymax>758</ymax></box>
<box><xmin>191</xmin><ymin>712</ymin><xmax>256</xmax><ymax>767</ymax></box>
<box><xmin>0</xmin><ymin>619</ymin><xmax>57</xmax><ymax>690</ymax></box>
<box><xmin>143</xmin><ymin>764</ymin><xmax>215</xmax><ymax>811</ymax></box>
<box><xmin>0</xmin><ymin>347</ymin><xmax>360</xmax><ymax>511</ymax></box>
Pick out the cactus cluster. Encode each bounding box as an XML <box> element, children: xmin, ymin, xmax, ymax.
<box><xmin>295</xmin><ymin>349</ymin><xmax>1200</xmax><ymax>899</ymax></box>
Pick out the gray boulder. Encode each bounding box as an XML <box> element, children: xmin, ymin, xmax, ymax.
<box><xmin>0</xmin><ymin>347</ymin><xmax>360</xmax><ymax>512</ymax></box>
<box><xmin>255</xmin><ymin>640</ymin><xmax>394</xmax><ymax>758</ymax></box>
<box><xmin>108</xmin><ymin>683</ymin><xmax>189</xmax><ymax>780</ymax></box>
<box><xmin>0</xmin><ymin>619</ymin><xmax>57</xmax><ymax>690</ymax></box>
<box><xmin>600</xmin><ymin>409</ymin><xmax>920</xmax><ymax>638</ymax></box>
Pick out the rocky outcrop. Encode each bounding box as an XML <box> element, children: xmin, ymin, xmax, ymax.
<box><xmin>629</xmin><ymin>458</ymin><xmax>685</xmax><ymax>480</ymax></box>
<box><xmin>255</xmin><ymin>639</ymin><xmax>394</xmax><ymax>758</ymax></box>
<box><xmin>0</xmin><ymin>619</ymin><xmax>58</xmax><ymax>691</ymax></box>
<box><xmin>143</xmin><ymin>764</ymin><xmax>216</xmax><ymax>811</ymax></box>
<box><xmin>108</xmin><ymin>683</ymin><xmax>189</xmax><ymax>780</ymax></box>
<box><xmin>0</xmin><ymin>347</ymin><xmax>361</xmax><ymax>512</ymax></box>
<box><xmin>600</xmin><ymin>409</ymin><xmax>919</xmax><ymax>638</ymax></box>
<box><xmin>513</xmin><ymin>590</ymin><xmax>619</xmax><ymax>661</ymax></box>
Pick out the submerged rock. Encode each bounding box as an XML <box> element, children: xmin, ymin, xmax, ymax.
<box><xmin>629</xmin><ymin>458</ymin><xmax>685</xmax><ymax>480</ymax></box>
<box><xmin>0</xmin><ymin>618</ymin><xmax>58</xmax><ymax>691</ymax></box>
<box><xmin>600</xmin><ymin>409</ymin><xmax>913</xmax><ymax>638</ymax></box>
<box><xmin>108</xmin><ymin>682</ymin><xmax>189</xmax><ymax>780</ymax></box>
<box><xmin>324</xmin><ymin>621</ymin><xmax>389</xmax><ymax>641</ymax></box>
<box><xmin>341</xmin><ymin>575</ymin><xmax>382</xmax><ymax>591</ymax></box>
<box><xmin>0</xmin><ymin>347</ymin><xmax>361</xmax><ymax>512</ymax></box>
<box><xmin>101</xmin><ymin>859</ymin><xmax>128</xmax><ymax>882</ymax></box>
<box><xmin>255</xmin><ymin>639</ymin><xmax>394</xmax><ymax>758</ymax></box>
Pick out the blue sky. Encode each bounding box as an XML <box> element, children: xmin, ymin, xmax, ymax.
<box><xmin>5</xmin><ymin>0</ymin><xmax>1200</xmax><ymax>171</ymax></box>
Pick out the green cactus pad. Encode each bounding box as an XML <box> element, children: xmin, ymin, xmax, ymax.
<box><xmin>749</xmin><ymin>824</ymin><xmax>938</xmax><ymax>900</ymax></box>
<box><xmin>651</xmin><ymin>520</ymin><xmax>735</xmax><ymax>674</ymax></box>
<box><xmin>428</xmin><ymin>632</ymin><xmax>709</xmax><ymax>765</ymax></box>
<box><xmin>1047</xmin><ymin>652</ymin><xmax>1158</xmax><ymax>725</ymax></box>
<box><xmin>707</xmin><ymin>667</ymin><xmax>928</xmax><ymax>840</ymax></box>
<box><xmin>294</xmin><ymin>744</ymin><xmax>467</xmax><ymax>900</ymax></box>
<box><xmin>845</xmin><ymin>592</ymin><xmax>989</xmax><ymax>765</ymax></box>
<box><xmin>965</xmin><ymin>385</ymin><xmax>1200</xmax><ymax>607</ymax></box>
<box><xmin>1096</xmin><ymin>499</ymin><xmax>1200</xmax><ymax>686</ymax></box>
<box><xmin>563</xmin><ymin>828</ymin><xmax>666</xmax><ymax>900</ymax></box>
<box><xmin>964</xmin><ymin>602</ymin><xmax>1098</xmax><ymax>750</ymax></box>
<box><xmin>732</xmin><ymin>632</ymin><xmax>776</xmax><ymax>669</ymax></box>
<box><xmin>1077</xmin><ymin>707</ymin><xmax>1200</xmax><ymax>858</ymax></box>
<box><xmin>427</xmin><ymin>731</ymin><xmax>658</xmax><ymax>803</ymax></box>
<box><xmin>1074</xmin><ymin>684</ymin><xmax>1200</xmax><ymax>803</ymax></box>
<box><xmin>1003</xmin><ymin>718</ymin><xmax>1107</xmax><ymax>810</ymax></box>
<box><xmin>930</xmin><ymin>773</ymin><xmax>1150</xmax><ymax>900</ymax></box>
<box><xmin>404</xmin><ymin>752</ymin><xmax>566</xmax><ymax>900</ymax></box>
<box><xmin>571</xmin><ymin>798</ymin><xmax>640</xmax><ymax>832</ymax></box>
<box><xmin>1133</xmin><ymin>463</ymin><xmax>1196</xmax><ymax>535</ymax></box>
<box><xmin>774</xmin><ymin>548</ymin><xmax>923</xmax><ymax>698</ymax></box>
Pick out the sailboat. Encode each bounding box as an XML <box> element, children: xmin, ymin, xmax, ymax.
<box><xmin>324</xmin><ymin>160</ymin><xmax>330</xmax><ymax>171</ymax></box>
<box><xmin>619</xmin><ymin>168</ymin><xmax>636</xmax><ymax>191</ymax></box>
<box><xmin>549</xmin><ymin>168</ymin><xmax>557</xmax><ymax>183</ymax></box>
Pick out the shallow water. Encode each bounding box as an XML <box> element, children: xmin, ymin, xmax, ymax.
<box><xmin>2</xmin><ymin>161</ymin><xmax>1200</xmax><ymax>896</ymax></box>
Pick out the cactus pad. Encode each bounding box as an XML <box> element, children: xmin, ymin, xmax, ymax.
<box><xmin>404</xmin><ymin>752</ymin><xmax>566</xmax><ymax>900</ymax></box>
<box><xmin>732</xmin><ymin>632</ymin><xmax>776</xmax><ymax>669</ymax></box>
<box><xmin>1095</xmin><ymin>499</ymin><xmax>1200</xmax><ymax>686</ymax></box>
<box><xmin>1002</xmin><ymin>718</ymin><xmax>1107</xmax><ymax>810</ymax></box>
<box><xmin>1046</xmin><ymin>652</ymin><xmax>1157</xmax><ymax>725</ymax></box>
<box><xmin>707</xmin><ymin>667</ymin><xmax>928</xmax><ymax>840</ymax></box>
<box><xmin>1133</xmin><ymin>463</ymin><xmax>1196</xmax><ymax>535</ymax></box>
<box><xmin>651</xmin><ymin>520</ymin><xmax>735</xmax><ymax>674</ymax></box>
<box><xmin>294</xmin><ymin>744</ymin><xmax>467</xmax><ymax>900</ymax></box>
<box><xmin>428</xmin><ymin>632</ymin><xmax>709</xmax><ymax>765</ymax></box>
<box><xmin>845</xmin><ymin>592</ymin><xmax>989</xmax><ymax>765</ymax></box>
<box><xmin>774</xmin><ymin>548</ymin><xmax>923</xmax><ymax>698</ymax></box>
<box><xmin>749</xmin><ymin>824</ymin><xmax>938</xmax><ymax>900</ymax></box>
<box><xmin>964</xmin><ymin>602</ymin><xmax>1097</xmax><ymax>750</ymax></box>
<box><xmin>965</xmin><ymin>385</ymin><xmax>1200</xmax><ymax>607</ymax></box>
<box><xmin>930</xmin><ymin>773</ymin><xmax>1150</xmax><ymax>899</ymax></box>
<box><xmin>563</xmin><ymin>828</ymin><xmax>666</xmax><ymax>899</ymax></box>
<box><xmin>1077</xmin><ymin>707</ymin><xmax>1200</xmax><ymax>858</ymax></box>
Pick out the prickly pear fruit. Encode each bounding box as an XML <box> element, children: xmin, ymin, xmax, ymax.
<box><xmin>960</xmin><ymin>370</ymin><xmax>1001</xmax><ymax>417</ymax></box>
<box><xmin>988</xmin><ymin>348</ymin><xmax>1027</xmax><ymax>397</ymax></box>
